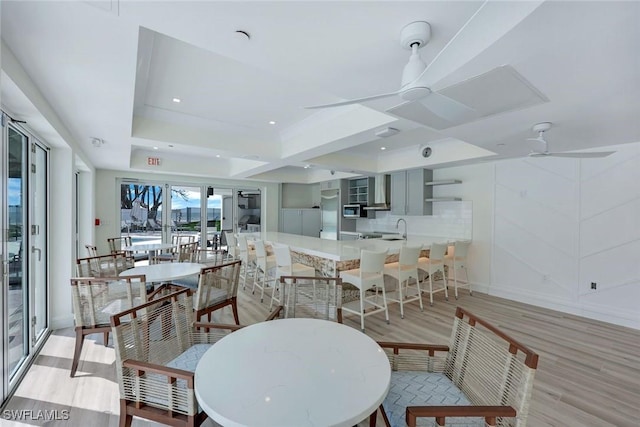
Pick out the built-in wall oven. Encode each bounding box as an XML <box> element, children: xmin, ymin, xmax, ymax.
<box><xmin>343</xmin><ymin>204</ymin><xmax>366</xmax><ymax>218</ymax></box>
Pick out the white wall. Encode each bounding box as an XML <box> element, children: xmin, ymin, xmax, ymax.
<box><xmin>94</xmin><ymin>170</ymin><xmax>281</xmax><ymax>254</ymax></box>
<box><xmin>49</xmin><ymin>148</ymin><xmax>75</xmax><ymax>329</ymax></box>
<box><xmin>492</xmin><ymin>142</ymin><xmax>640</xmax><ymax>329</ymax></box>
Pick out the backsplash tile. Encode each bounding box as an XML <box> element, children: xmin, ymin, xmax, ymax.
<box><xmin>356</xmin><ymin>201</ymin><xmax>472</xmax><ymax>240</ymax></box>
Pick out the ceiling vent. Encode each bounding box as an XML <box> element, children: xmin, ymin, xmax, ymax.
<box><xmin>375</xmin><ymin>127</ymin><xmax>400</xmax><ymax>138</ymax></box>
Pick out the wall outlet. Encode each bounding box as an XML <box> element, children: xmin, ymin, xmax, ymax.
<box><xmin>590</xmin><ymin>282</ymin><xmax>597</xmax><ymax>290</ymax></box>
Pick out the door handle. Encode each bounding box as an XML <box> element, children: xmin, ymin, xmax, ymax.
<box><xmin>32</xmin><ymin>246</ymin><xmax>42</xmax><ymax>261</ymax></box>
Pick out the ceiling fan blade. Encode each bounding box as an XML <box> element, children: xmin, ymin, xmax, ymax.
<box><xmin>417</xmin><ymin>91</ymin><xmax>478</xmax><ymax>123</ymax></box>
<box><xmin>304</xmin><ymin>91</ymin><xmax>400</xmax><ymax>109</ymax></box>
<box><xmin>414</xmin><ymin>1</ymin><xmax>544</xmax><ymax>88</ymax></box>
<box><xmin>528</xmin><ymin>152</ymin><xmax>549</xmax><ymax>158</ymax></box>
<box><xmin>547</xmin><ymin>151</ymin><xmax>616</xmax><ymax>158</ymax></box>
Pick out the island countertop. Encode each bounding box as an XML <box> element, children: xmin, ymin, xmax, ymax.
<box><xmin>252</xmin><ymin>232</ymin><xmax>454</xmax><ymax>262</ymax></box>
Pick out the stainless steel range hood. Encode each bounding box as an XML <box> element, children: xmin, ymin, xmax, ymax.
<box><xmin>363</xmin><ymin>174</ymin><xmax>391</xmax><ymax>211</ymax></box>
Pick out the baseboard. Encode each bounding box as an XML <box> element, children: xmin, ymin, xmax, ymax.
<box><xmin>489</xmin><ymin>286</ymin><xmax>639</xmax><ymax>330</ymax></box>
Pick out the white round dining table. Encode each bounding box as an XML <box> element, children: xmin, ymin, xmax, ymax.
<box><xmin>119</xmin><ymin>262</ymin><xmax>204</xmax><ymax>282</ymax></box>
<box><xmin>194</xmin><ymin>318</ymin><xmax>391</xmax><ymax>427</ymax></box>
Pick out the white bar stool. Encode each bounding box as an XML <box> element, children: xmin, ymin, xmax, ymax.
<box><xmin>417</xmin><ymin>242</ymin><xmax>449</xmax><ymax>306</ymax></box>
<box><xmin>252</xmin><ymin>240</ymin><xmax>276</xmax><ymax>303</ymax></box>
<box><xmin>383</xmin><ymin>245</ymin><xmax>423</xmax><ymax>318</ymax></box>
<box><xmin>271</xmin><ymin>244</ymin><xmax>315</xmax><ymax>310</ymax></box>
<box><xmin>339</xmin><ymin>249</ymin><xmax>389</xmax><ymax>332</ymax></box>
<box><xmin>444</xmin><ymin>240</ymin><xmax>472</xmax><ymax>298</ymax></box>
<box><xmin>237</xmin><ymin>234</ymin><xmax>256</xmax><ymax>290</ymax></box>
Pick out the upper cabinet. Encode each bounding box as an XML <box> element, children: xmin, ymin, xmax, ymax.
<box><xmin>391</xmin><ymin>169</ymin><xmax>433</xmax><ymax>215</ymax></box>
<box><xmin>348</xmin><ymin>177</ymin><xmax>374</xmax><ymax>205</ymax></box>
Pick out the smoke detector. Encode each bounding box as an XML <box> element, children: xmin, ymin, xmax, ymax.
<box><xmin>375</xmin><ymin>127</ymin><xmax>400</xmax><ymax>138</ymax></box>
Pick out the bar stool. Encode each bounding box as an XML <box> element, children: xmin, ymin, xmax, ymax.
<box><xmin>237</xmin><ymin>235</ymin><xmax>256</xmax><ymax>290</ymax></box>
<box><xmin>271</xmin><ymin>244</ymin><xmax>315</xmax><ymax>310</ymax></box>
<box><xmin>224</xmin><ymin>231</ymin><xmax>239</xmax><ymax>260</ymax></box>
<box><xmin>339</xmin><ymin>249</ymin><xmax>389</xmax><ymax>332</ymax></box>
<box><xmin>444</xmin><ymin>240</ymin><xmax>472</xmax><ymax>298</ymax></box>
<box><xmin>417</xmin><ymin>242</ymin><xmax>449</xmax><ymax>306</ymax></box>
<box><xmin>252</xmin><ymin>240</ymin><xmax>276</xmax><ymax>303</ymax></box>
<box><xmin>383</xmin><ymin>245</ymin><xmax>423</xmax><ymax>318</ymax></box>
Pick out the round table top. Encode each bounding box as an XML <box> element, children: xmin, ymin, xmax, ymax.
<box><xmin>194</xmin><ymin>318</ymin><xmax>391</xmax><ymax>427</ymax></box>
<box><xmin>123</xmin><ymin>243</ymin><xmax>175</xmax><ymax>252</ymax></box>
<box><xmin>119</xmin><ymin>262</ymin><xmax>204</xmax><ymax>282</ymax></box>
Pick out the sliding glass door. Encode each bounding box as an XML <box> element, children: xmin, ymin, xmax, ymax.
<box><xmin>2</xmin><ymin>122</ymin><xmax>49</xmax><ymax>404</ymax></box>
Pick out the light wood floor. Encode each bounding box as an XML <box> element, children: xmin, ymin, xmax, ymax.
<box><xmin>3</xmin><ymin>285</ymin><xmax>640</xmax><ymax>426</ymax></box>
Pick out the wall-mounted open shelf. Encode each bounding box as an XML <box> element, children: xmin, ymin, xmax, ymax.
<box><xmin>424</xmin><ymin>180</ymin><xmax>462</xmax><ymax>186</ymax></box>
<box><xmin>425</xmin><ymin>197</ymin><xmax>462</xmax><ymax>202</ymax></box>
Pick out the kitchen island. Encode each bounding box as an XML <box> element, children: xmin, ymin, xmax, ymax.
<box><xmin>251</xmin><ymin>232</ymin><xmax>452</xmax><ymax>276</ymax></box>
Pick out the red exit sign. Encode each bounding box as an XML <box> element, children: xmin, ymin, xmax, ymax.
<box><xmin>147</xmin><ymin>157</ymin><xmax>161</xmax><ymax>166</ymax></box>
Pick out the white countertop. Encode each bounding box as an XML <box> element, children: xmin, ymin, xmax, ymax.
<box><xmin>194</xmin><ymin>318</ymin><xmax>390</xmax><ymax>427</ymax></box>
<box><xmin>253</xmin><ymin>232</ymin><xmax>452</xmax><ymax>261</ymax></box>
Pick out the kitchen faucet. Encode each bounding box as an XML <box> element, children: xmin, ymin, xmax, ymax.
<box><xmin>396</xmin><ymin>218</ymin><xmax>407</xmax><ymax>240</ymax></box>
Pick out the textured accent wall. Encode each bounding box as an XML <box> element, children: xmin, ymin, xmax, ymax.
<box><xmin>493</xmin><ymin>143</ymin><xmax>640</xmax><ymax>329</ymax></box>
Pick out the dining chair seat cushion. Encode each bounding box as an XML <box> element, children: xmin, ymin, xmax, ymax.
<box><xmin>173</xmin><ymin>276</ymin><xmax>200</xmax><ymax>289</ymax></box>
<box><xmin>143</xmin><ymin>344</ymin><xmax>212</xmax><ymax>412</ymax></box>
<box><xmin>382</xmin><ymin>371</ymin><xmax>482</xmax><ymax>427</ymax></box>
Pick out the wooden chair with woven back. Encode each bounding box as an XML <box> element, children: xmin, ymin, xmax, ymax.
<box><xmin>75</xmin><ymin>252</ymin><xmax>134</xmax><ymax>277</ymax></box>
<box><xmin>70</xmin><ymin>274</ymin><xmax>147</xmax><ymax>377</ymax></box>
<box><xmin>374</xmin><ymin>307</ymin><xmax>539</xmax><ymax>427</ymax></box>
<box><xmin>193</xmin><ymin>260</ymin><xmax>242</xmax><ymax>325</ymax></box>
<box><xmin>111</xmin><ymin>287</ymin><xmax>242</xmax><ymax>427</ymax></box>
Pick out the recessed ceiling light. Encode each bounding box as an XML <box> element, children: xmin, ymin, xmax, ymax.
<box><xmin>303</xmin><ymin>164</ymin><xmax>311</xmax><ymax>169</ymax></box>
<box><xmin>496</xmin><ymin>143</ymin><xmax>506</xmax><ymax>147</ymax></box>
<box><xmin>172</xmin><ymin>98</ymin><xmax>181</xmax><ymax>103</ymax></box>
<box><xmin>216</xmin><ymin>154</ymin><xmax>221</xmax><ymax>158</ymax></box>
<box><xmin>269</xmin><ymin>121</ymin><xmax>276</xmax><ymax>125</ymax></box>
<box><xmin>153</xmin><ymin>146</ymin><xmax>158</xmax><ymax>150</ymax></box>
<box><xmin>380</xmin><ymin>146</ymin><xmax>386</xmax><ymax>150</ymax></box>
<box><xmin>168</xmin><ymin>144</ymin><xmax>174</xmax><ymax>148</ymax></box>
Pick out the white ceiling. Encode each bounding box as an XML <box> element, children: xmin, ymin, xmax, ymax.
<box><xmin>2</xmin><ymin>1</ymin><xmax>639</xmax><ymax>183</ymax></box>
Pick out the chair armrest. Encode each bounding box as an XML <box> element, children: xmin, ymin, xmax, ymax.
<box><xmin>122</xmin><ymin>359</ymin><xmax>194</xmax><ymax>383</ymax></box>
<box><xmin>193</xmin><ymin>322</ymin><xmax>243</xmax><ymax>332</ymax></box>
<box><xmin>377</xmin><ymin>341</ymin><xmax>449</xmax><ymax>353</ymax></box>
<box><xmin>406</xmin><ymin>405</ymin><xmax>517</xmax><ymax>427</ymax></box>
<box><xmin>265</xmin><ymin>306</ymin><xmax>283</xmax><ymax>321</ymax></box>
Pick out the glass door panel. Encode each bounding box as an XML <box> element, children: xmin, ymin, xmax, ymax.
<box><xmin>120</xmin><ymin>183</ymin><xmax>164</xmax><ymax>245</ymax></box>
<box><xmin>237</xmin><ymin>188</ymin><xmax>261</xmax><ymax>234</ymax></box>
<box><xmin>31</xmin><ymin>143</ymin><xmax>48</xmax><ymax>342</ymax></box>
<box><xmin>206</xmin><ymin>187</ymin><xmax>229</xmax><ymax>250</ymax></box>
<box><xmin>6</xmin><ymin>126</ymin><xmax>28</xmax><ymax>378</ymax></box>
<box><xmin>169</xmin><ymin>185</ymin><xmax>202</xmax><ymax>246</ymax></box>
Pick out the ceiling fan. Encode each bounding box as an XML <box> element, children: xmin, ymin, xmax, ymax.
<box><xmin>527</xmin><ymin>122</ymin><xmax>615</xmax><ymax>158</ymax></box>
<box><xmin>305</xmin><ymin>21</ymin><xmax>476</xmax><ymax>123</ymax></box>
<box><xmin>304</xmin><ymin>2</ymin><xmax>545</xmax><ymax>124</ymax></box>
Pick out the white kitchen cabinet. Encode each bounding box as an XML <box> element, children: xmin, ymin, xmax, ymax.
<box><xmin>280</xmin><ymin>209</ymin><xmax>321</xmax><ymax>237</ymax></box>
<box><xmin>391</xmin><ymin>169</ymin><xmax>433</xmax><ymax>215</ymax></box>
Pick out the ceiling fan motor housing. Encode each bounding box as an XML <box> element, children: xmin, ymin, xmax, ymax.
<box><xmin>400</xmin><ymin>21</ymin><xmax>431</xmax><ymax>49</ymax></box>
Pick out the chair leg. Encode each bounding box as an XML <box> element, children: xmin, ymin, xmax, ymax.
<box><xmin>103</xmin><ymin>331</ymin><xmax>109</xmax><ymax>347</ymax></box>
<box><xmin>398</xmin><ymin>279</ymin><xmax>404</xmax><ymax>319</ymax></box>
<box><xmin>119</xmin><ymin>400</ymin><xmax>133</xmax><ymax>427</ymax></box>
<box><xmin>70</xmin><ymin>327</ymin><xmax>85</xmax><ymax>377</ymax></box>
<box><xmin>428</xmin><ymin>272</ymin><xmax>434</xmax><ymax>306</ymax></box>
<box><xmin>231</xmin><ymin>297</ymin><xmax>240</xmax><ymax>325</ymax></box>
<box><xmin>369</xmin><ymin>408</ymin><xmax>378</xmax><ymax>427</ymax></box>
<box><xmin>381</xmin><ymin>284</ymin><xmax>389</xmax><ymax>325</ymax></box>
<box><xmin>415</xmin><ymin>276</ymin><xmax>424</xmax><ymax>311</ymax></box>
<box><xmin>359</xmin><ymin>288</ymin><xmax>366</xmax><ymax>333</ymax></box>
<box><xmin>442</xmin><ymin>268</ymin><xmax>449</xmax><ymax>301</ymax></box>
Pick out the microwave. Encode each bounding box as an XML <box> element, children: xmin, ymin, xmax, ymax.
<box><xmin>343</xmin><ymin>204</ymin><xmax>366</xmax><ymax>218</ymax></box>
